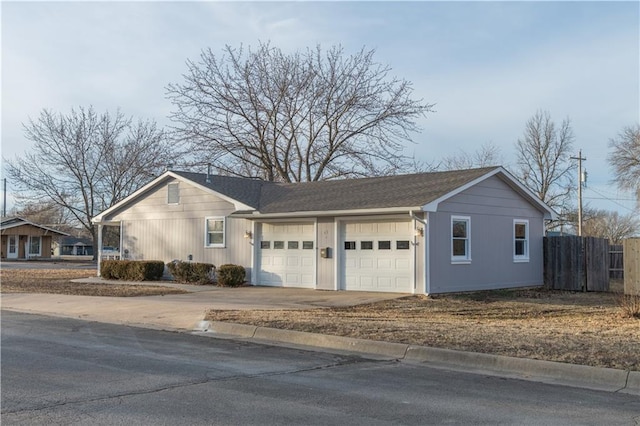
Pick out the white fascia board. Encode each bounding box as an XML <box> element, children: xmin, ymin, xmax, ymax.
<box><xmin>231</xmin><ymin>206</ymin><xmax>424</xmax><ymax>219</ymax></box>
<box><xmin>92</xmin><ymin>171</ymin><xmax>256</xmax><ymax>224</ymax></box>
<box><xmin>421</xmin><ymin>167</ymin><xmax>557</xmax><ymax>220</ymax></box>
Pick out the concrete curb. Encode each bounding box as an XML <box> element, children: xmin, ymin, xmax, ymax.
<box><xmin>201</xmin><ymin>321</ymin><xmax>640</xmax><ymax>396</ymax></box>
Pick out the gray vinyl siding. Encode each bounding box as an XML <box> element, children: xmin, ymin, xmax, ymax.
<box><xmin>105</xmin><ymin>178</ymin><xmax>252</xmax><ymax>277</ymax></box>
<box><xmin>316</xmin><ymin>217</ymin><xmax>336</xmax><ymax>290</ymax></box>
<box><xmin>428</xmin><ymin>175</ymin><xmax>545</xmax><ymax>294</ymax></box>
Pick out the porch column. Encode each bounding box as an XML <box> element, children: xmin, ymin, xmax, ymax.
<box><xmin>97</xmin><ymin>224</ymin><xmax>103</xmax><ymax>277</ymax></box>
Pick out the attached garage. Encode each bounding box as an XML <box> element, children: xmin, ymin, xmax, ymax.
<box><xmin>257</xmin><ymin>222</ymin><xmax>316</xmax><ymax>288</ymax></box>
<box><xmin>339</xmin><ymin>219</ymin><xmax>414</xmax><ymax>293</ymax></box>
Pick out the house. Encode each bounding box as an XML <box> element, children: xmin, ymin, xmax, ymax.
<box><xmin>53</xmin><ymin>236</ymin><xmax>94</xmax><ymax>257</ymax></box>
<box><xmin>1</xmin><ymin>217</ymin><xmax>69</xmax><ymax>260</ymax></box>
<box><xmin>92</xmin><ymin>166</ymin><xmax>556</xmax><ymax>294</ymax></box>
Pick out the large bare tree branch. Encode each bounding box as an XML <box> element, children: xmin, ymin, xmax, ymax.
<box><xmin>166</xmin><ymin>42</ymin><xmax>434</xmax><ymax>182</ymax></box>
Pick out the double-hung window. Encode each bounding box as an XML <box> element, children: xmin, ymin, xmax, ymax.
<box><xmin>205</xmin><ymin>217</ymin><xmax>225</xmax><ymax>248</ymax></box>
<box><xmin>451</xmin><ymin>216</ymin><xmax>471</xmax><ymax>263</ymax></box>
<box><xmin>514</xmin><ymin>219</ymin><xmax>529</xmax><ymax>262</ymax></box>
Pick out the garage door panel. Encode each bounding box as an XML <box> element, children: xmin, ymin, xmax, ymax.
<box><xmin>396</xmin><ymin>259</ymin><xmax>410</xmax><ymax>269</ymax></box>
<box><xmin>377</xmin><ymin>258</ymin><xmax>393</xmax><ymax>269</ymax></box>
<box><xmin>360</xmin><ymin>258</ymin><xmax>374</xmax><ymax>268</ymax></box>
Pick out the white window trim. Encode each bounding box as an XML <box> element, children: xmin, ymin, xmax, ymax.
<box><xmin>167</xmin><ymin>182</ymin><xmax>180</xmax><ymax>205</ymax></box>
<box><xmin>204</xmin><ymin>216</ymin><xmax>225</xmax><ymax>248</ymax></box>
<box><xmin>451</xmin><ymin>215</ymin><xmax>471</xmax><ymax>264</ymax></box>
<box><xmin>513</xmin><ymin>219</ymin><xmax>530</xmax><ymax>262</ymax></box>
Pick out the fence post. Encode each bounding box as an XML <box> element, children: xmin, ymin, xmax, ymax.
<box><xmin>624</xmin><ymin>238</ymin><xmax>640</xmax><ymax>295</ymax></box>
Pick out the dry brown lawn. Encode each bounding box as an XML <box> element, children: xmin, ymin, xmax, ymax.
<box><xmin>0</xmin><ymin>269</ymin><xmax>188</xmax><ymax>297</ymax></box>
<box><xmin>2</xmin><ymin>268</ymin><xmax>638</xmax><ymax>370</ymax></box>
<box><xmin>206</xmin><ymin>288</ymin><xmax>640</xmax><ymax>371</ymax></box>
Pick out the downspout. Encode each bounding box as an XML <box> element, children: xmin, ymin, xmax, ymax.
<box><xmin>410</xmin><ymin>211</ymin><xmax>428</xmax><ymax>295</ymax></box>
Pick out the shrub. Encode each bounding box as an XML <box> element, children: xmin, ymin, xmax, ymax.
<box><xmin>619</xmin><ymin>293</ymin><xmax>640</xmax><ymax>319</ymax></box>
<box><xmin>166</xmin><ymin>260</ymin><xmax>215</xmax><ymax>285</ymax></box>
<box><xmin>100</xmin><ymin>260</ymin><xmax>164</xmax><ymax>281</ymax></box>
<box><xmin>216</xmin><ymin>264</ymin><xmax>246</xmax><ymax>287</ymax></box>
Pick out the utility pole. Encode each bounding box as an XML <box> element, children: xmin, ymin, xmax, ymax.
<box><xmin>570</xmin><ymin>150</ymin><xmax>587</xmax><ymax>236</ymax></box>
<box><xmin>2</xmin><ymin>178</ymin><xmax>6</xmax><ymax>218</ymax></box>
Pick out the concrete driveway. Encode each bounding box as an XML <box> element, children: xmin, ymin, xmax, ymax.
<box><xmin>1</xmin><ymin>274</ymin><xmax>407</xmax><ymax>331</ymax></box>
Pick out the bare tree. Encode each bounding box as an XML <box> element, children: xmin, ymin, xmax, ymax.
<box><xmin>167</xmin><ymin>42</ymin><xmax>434</xmax><ymax>182</ymax></box>
<box><xmin>515</xmin><ymin>110</ymin><xmax>575</xmax><ymax>211</ymax></box>
<box><xmin>6</xmin><ymin>107</ymin><xmax>173</xmax><ymax>257</ymax></box>
<box><xmin>565</xmin><ymin>207</ymin><xmax>639</xmax><ymax>243</ymax></box>
<box><xmin>608</xmin><ymin>124</ymin><xmax>640</xmax><ymax>203</ymax></box>
<box><xmin>439</xmin><ymin>142</ymin><xmax>503</xmax><ymax>171</ymax></box>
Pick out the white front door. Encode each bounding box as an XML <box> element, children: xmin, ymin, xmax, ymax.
<box><xmin>7</xmin><ymin>235</ymin><xmax>18</xmax><ymax>259</ymax></box>
<box><xmin>257</xmin><ymin>222</ymin><xmax>316</xmax><ymax>288</ymax></box>
<box><xmin>340</xmin><ymin>220</ymin><xmax>413</xmax><ymax>293</ymax></box>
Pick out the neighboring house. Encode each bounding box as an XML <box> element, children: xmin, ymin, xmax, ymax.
<box><xmin>1</xmin><ymin>217</ymin><xmax>69</xmax><ymax>260</ymax></box>
<box><xmin>53</xmin><ymin>237</ymin><xmax>94</xmax><ymax>256</ymax></box>
<box><xmin>92</xmin><ymin>166</ymin><xmax>556</xmax><ymax>294</ymax></box>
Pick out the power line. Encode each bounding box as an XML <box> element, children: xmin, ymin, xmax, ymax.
<box><xmin>585</xmin><ymin>186</ymin><xmax>637</xmax><ymax>212</ymax></box>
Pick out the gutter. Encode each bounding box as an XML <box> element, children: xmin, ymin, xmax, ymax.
<box><xmin>231</xmin><ymin>206</ymin><xmax>424</xmax><ymax>219</ymax></box>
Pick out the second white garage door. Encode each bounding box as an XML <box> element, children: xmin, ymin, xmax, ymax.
<box><xmin>258</xmin><ymin>222</ymin><xmax>316</xmax><ymax>288</ymax></box>
<box><xmin>340</xmin><ymin>220</ymin><xmax>413</xmax><ymax>293</ymax></box>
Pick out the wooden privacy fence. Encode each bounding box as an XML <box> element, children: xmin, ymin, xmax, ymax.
<box><xmin>543</xmin><ymin>236</ymin><xmax>609</xmax><ymax>292</ymax></box>
<box><xmin>624</xmin><ymin>238</ymin><xmax>640</xmax><ymax>295</ymax></box>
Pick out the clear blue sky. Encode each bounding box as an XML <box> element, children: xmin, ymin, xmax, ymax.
<box><xmin>2</xmin><ymin>1</ymin><xmax>638</xmax><ymax>214</ymax></box>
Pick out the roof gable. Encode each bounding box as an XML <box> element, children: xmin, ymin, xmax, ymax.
<box><xmin>93</xmin><ymin>171</ymin><xmax>259</xmax><ymax>223</ymax></box>
<box><xmin>0</xmin><ymin>217</ymin><xmax>70</xmax><ymax>236</ymax></box>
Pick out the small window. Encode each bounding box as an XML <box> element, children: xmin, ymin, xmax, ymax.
<box><xmin>452</xmin><ymin>216</ymin><xmax>471</xmax><ymax>262</ymax></box>
<box><xmin>302</xmin><ymin>241</ymin><xmax>314</xmax><ymax>250</ymax></box>
<box><xmin>514</xmin><ymin>220</ymin><xmax>529</xmax><ymax>262</ymax></box>
<box><xmin>205</xmin><ymin>217</ymin><xmax>225</xmax><ymax>248</ymax></box>
<box><xmin>274</xmin><ymin>241</ymin><xmax>285</xmax><ymax>249</ymax></box>
<box><xmin>168</xmin><ymin>183</ymin><xmax>179</xmax><ymax>204</ymax></box>
<box><xmin>361</xmin><ymin>241</ymin><xmax>373</xmax><ymax>250</ymax></box>
<box><xmin>396</xmin><ymin>240</ymin><xmax>410</xmax><ymax>250</ymax></box>
<box><xmin>288</xmin><ymin>241</ymin><xmax>299</xmax><ymax>250</ymax></box>
<box><xmin>344</xmin><ymin>241</ymin><xmax>356</xmax><ymax>250</ymax></box>
<box><xmin>260</xmin><ymin>241</ymin><xmax>271</xmax><ymax>249</ymax></box>
<box><xmin>378</xmin><ymin>241</ymin><xmax>391</xmax><ymax>250</ymax></box>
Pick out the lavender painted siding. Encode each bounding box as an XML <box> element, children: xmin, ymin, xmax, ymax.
<box><xmin>427</xmin><ymin>175</ymin><xmax>545</xmax><ymax>294</ymax></box>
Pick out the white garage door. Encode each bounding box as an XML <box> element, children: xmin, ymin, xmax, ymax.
<box><xmin>340</xmin><ymin>220</ymin><xmax>413</xmax><ymax>293</ymax></box>
<box><xmin>258</xmin><ymin>222</ymin><xmax>315</xmax><ymax>288</ymax></box>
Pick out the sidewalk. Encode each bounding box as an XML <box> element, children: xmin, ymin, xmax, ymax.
<box><xmin>2</xmin><ymin>282</ymin><xmax>639</xmax><ymax>396</ymax></box>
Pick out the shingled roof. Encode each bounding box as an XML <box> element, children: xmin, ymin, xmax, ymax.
<box><xmin>94</xmin><ymin>166</ymin><xmax>556</xmax><ymax>222</ymax></box>
<box><xmin>171</xmin><ymin>170</ymin><xmax>264</xmax><ymax>209</ymax></box>
<box><xmin>174</xmin><ymin>166</ymin><xmax>501</xmax><ymax>213</ymax></box>
<box><xmin>256</xmin><ymin>167</ymin><xmax>499</xmax><ymax>213</ymax></box>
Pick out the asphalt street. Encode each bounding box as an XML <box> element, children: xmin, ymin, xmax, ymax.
<box><xmin>2</xmin><ymin>311</ymin><xmax>639</xmax><ymax>425</ymax></box>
